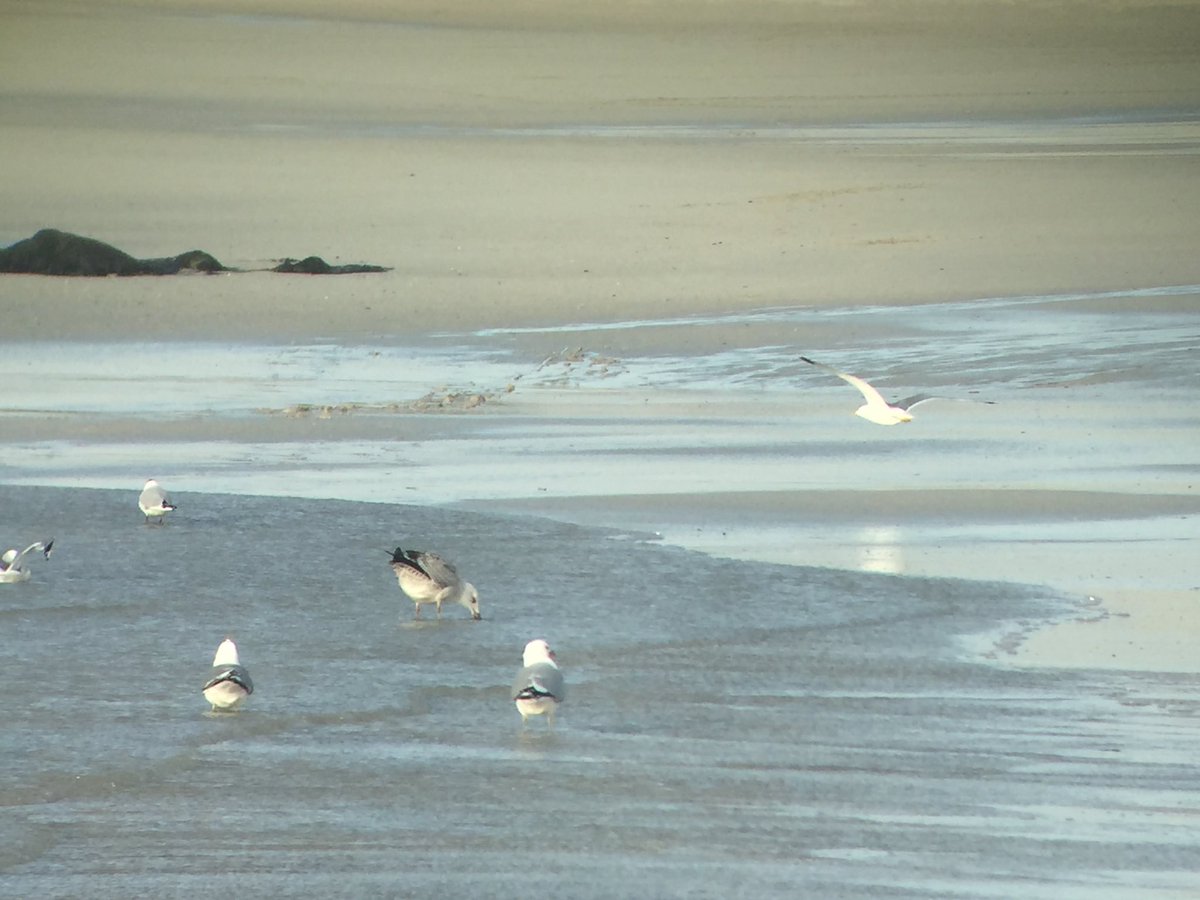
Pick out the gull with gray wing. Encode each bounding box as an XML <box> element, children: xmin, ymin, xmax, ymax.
<box><xmin>512</xmin><ymin>639</ymin><xmax>565</xmax><ymax>725</ymax></box>
<box><xmin>202</xmin><ymin>638</ymin><xmax>254</xmax><ymax>711</ymax></box>
<box><xmin>801</xmin><ymin>356</ymin><xmax>992</xmax><ymax>425</ymax></box>
<box><xmin>387</xmin><ymin>546</ymin><xmax>481</xmax><ymax>620</ymax></box>
<box><xmin>139</xmin><ymin>478</ymin><xmax>178</xmax><ymax>524</ymax></box>
<box><xmin>0</xmin><ymin>538</ymin><xmax>54</xmax><ymax>584</ymax></box>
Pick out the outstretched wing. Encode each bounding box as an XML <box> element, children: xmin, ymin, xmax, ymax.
<box><xmin>894</xmin><ymin>394</ymin><xmax>996</xmax><ymax>412</ymax></box>
<box><xmin>7</xmin><ymin>539</ymin><xmax>53</xmax><ymax>570</ymax></box>
<box><xmin>893</xmin><ymin>393</ymin><xmax>938</xmax><ymax>412</ymax></box>
<box><xmin>801</xmin><ymin>356</ymin><xmax>891</xmax><ymax>409</ymax></box>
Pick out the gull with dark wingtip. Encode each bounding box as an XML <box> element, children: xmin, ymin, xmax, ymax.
<box><xmin>512</xmin><ymin>639</ymin><xmax>565</xmax><ymax>726</ymax></box>
<box><xmin>139</xmin><ymin>478</ymin><xmax>178</xmax><ymax>524</ymax></box>
<box><xmin>202</xmin><ymin>638</ymin><xmax>254</xmax><ymax>711</ymax></box>
<box><xmin>387</xmin><ymin>546</ymin><xmax>481</xmax><ymax>620</ymax></box>
<box><xmin>0</xmin><ymin>538</ymin><xmax>54</xmax><ymax>584</ymax></box>
<box><xmin>801</xmin><ymin>356</ymin><xmax>991</xmax><ymax>425</ymax></box>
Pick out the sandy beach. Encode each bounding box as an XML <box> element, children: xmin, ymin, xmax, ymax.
<box><xmin>1</xmin><ymin>0</ymin><xmax>1197</xmax><ymax>688</ymax></box>
<box><xmin>2</xmin><ymin>1</ymin><xmax>1199</xmax><ymax>895</ymax></box>
<box><xmin>4</xmin><ymin>0</ymin><xmax>1199</xmax><ymax>664</ymax></box>
<box><xmin>3</xmin><ymin>0</ymin><xmax>1200</xmax><ymax>338</ymax></box>
<box><xmin>2</xmin><ymin>0</ymin><xmax>1199</xmax><ymax>657</ymax></box>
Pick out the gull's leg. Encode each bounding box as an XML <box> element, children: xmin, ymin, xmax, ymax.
<box><xmin>434</xmin><ymin>586</ymin><xmax>454</xmax><ymax>619</ymax></box>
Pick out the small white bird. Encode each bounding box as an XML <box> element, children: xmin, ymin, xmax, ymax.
<box><xmin>0</xmin><ymin>538</ymin><xmax>54</xmax><ymax>584</ymax></box>
<box><xmin>202</xmin><ymin>638</ymin><xmax>254</xmax><ymax>711</ymax></box>
<box><xmin>139</xmin><ymin>479</ymin><xmax>178</xmax><ymax>524</ymax></box>
<box><xmin>511</xmin><ymin>639</ymin><xmax>565</xmax><ymax>725</ymax></box>
<box><xmin>387</xmin><ymin>546</ymin><xmax>481</xmax><ymax>620</ymax></box>
<box><xmin>801</xmin><ymin>356</ymin><xmax>990</xmax><ymax>425</ymax></box>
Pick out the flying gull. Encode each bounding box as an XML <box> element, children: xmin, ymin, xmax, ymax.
<box><xmin>202</xmin><ymin>638</ymin><xmax>254</xmax><ymax>711</ymax></box>
<box><xmin>800</xmin><ymin>356</ymin><xmax>990</xmax><ymax>425</ymax></box>
<box><xmin>387</xmin><ymin>546</ymin><xmax>481</xmax><ymax>620</ymax></box>
<box><xmin>0</xmin><ymin>538</ymin><xmax>54</xmax><ymax>584</ymax></box>
<box><xmin>139</xmin><ymin>479</ymin><xmax>178</xmax><ymax>524</ymax></box>
<box><xmin>512</xmin><ymin>639</ymin><xmax>565</xmax><ymax>726</ymax></box>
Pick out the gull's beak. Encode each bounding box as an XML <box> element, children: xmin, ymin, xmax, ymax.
<box><xmin>471</xmin><ymin>611</ymin><xmax>482</xmax><ymax>621</ymax></box>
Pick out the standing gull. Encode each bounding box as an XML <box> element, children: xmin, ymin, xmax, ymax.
<box><xmin>202</xmin><ymin>638</ymin><xmax>254</xmax><ymax>711</ymax></box>
<box><xmin>512</xmin><ymin>639</ymin><xmax>565</xmax><ymax>726</ymax></box>
<box><xmin>800</xmin><ymin>356</ymin><xmax>988</xmax><ymax>426</ymax></box>
<box><xmin>387</xmin><ymin>546</ymin><xmax>481</xmax><ymax>620</ymax></box>
<box><xmin>0</xmin><ymin>538</ymin><xmax>54</xmax><ymax>584</ymax></box>
<box><xmin>139</xmin><ymin>478</ymin><xmax>178</xmax><ymax>524</ymax></box>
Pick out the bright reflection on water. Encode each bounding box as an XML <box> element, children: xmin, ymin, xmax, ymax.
<box><xmin>855</xmin><ymin>525</ymin><xmax>907</xmax><ymax>575</ymax></box>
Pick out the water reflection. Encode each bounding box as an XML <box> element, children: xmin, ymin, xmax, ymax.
<box><xmin>856</xmin><ymin>525</ymin><xmax>905</xmax><ymax>575</ymax></box>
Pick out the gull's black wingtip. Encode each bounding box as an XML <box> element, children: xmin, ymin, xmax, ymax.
<box><xmin>799</xmin><ymin>356</ymin><xmax>817</xmax><ymax>366</ymax></box>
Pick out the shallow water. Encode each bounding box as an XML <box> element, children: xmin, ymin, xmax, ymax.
<box><xmin>2</xmin><ymin>289</ymin><xmax>1200</xmax><ymax>896</ymax></box>
<box><xmin>3</xmin><ymin>285</ymin><xmax>1198</xmax><ymax>421</ymax></box>
<box><xmin>3</xmin><ymin>288</ymin><xmax>1197</xmax><ymax>598</ymax></box>
<box><xmin>3</xmin><ymin>484</ymin><xmax>1198</xmax><ymax>899</ymax></box>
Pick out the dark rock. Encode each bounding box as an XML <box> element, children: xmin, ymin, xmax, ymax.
<box><xmin>0</xmin><ymin>228</ymin><xmax>142</xmax><ymax>276</ymax></box>
<box><xmin>144</xmin><ymin>249</ymin><xmax>227</xmax><ymax>274</ymax></box>
<box><xmin>0</xmin><ymin>229</ymin><xmax>388</xmax><ymax>276</ymax></box>
<box><xmin>0</xmin><ymin>228</ymin><xmax>229</xmax><ymax>276</ymax></box>
<box><xmin>272</xmin><ymin>255</ymin><xmax>390</xmax><ymax>275</ymax></box>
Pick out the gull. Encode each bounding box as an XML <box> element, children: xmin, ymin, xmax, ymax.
<box><xmin>800</xmin><ymin>356</ymin><xmax>990</xmax><ymax>425</ymax></box>
<box><xmin>0</xmin><ymin>538</ymin><xmax>54</xmax><ymax>584</ymax></box>
<box><xmin>202</xmin><ymin>638</ymin><xmax>254</xmax><ymax>711</ymax></box>
<box><xmin>139</xmin><ymin>479</ymin><xmax>178</xmax><ymax>524</ymax></box>
<box><xmin>512</xmin><ymin>639</ymin><xmax>565</xmax><ymax>726</ymax></box>
<box><xmin>387</xmin><ymin>546</ymin><xmax>481</xmax><ymax>620</ymax></box>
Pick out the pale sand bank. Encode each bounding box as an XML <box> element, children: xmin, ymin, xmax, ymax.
<box><xmin>3</xmin><ymin>1</ymin><xmax>1200</xmax><ymax>339</ymax></box>
<box><xmin>1015</xmin><ymin>590</ymin><xmax>1200</xmax><ymax>674</ymax></box>
<box><xmin>3</xmin><ymin>130</ymin><xmax>1195</xmax><ymax>342</ymax></box>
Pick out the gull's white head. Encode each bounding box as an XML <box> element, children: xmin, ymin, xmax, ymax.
<box><xmin>211</xmin><ymin>638</ymin><xmax>241</xmax><ymax>667</ymax></box>
<box><xmin>522</xmin><ymin>639</ymin><xmax>556</xmax><ymax>667</ymax></box>
<box><xmin>1</xmin><ymin>549</ymin><xmax>15</xmax><ymax>566</ymax></box>
<box><xmin>460</xmin><ymin>582</ymin><xmax>482</xmax><ymax>620</ymax></box>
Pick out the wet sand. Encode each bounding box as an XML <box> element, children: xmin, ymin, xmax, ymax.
<box><xmin>3</xmin><ymin>3</ymin><xmax>1200</xmax><ymax>896</ymax></box>
<box><xmin>2</xmin><ymin>3</ymin><xmax>1199</xmax><ymax>673</ymax></box>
